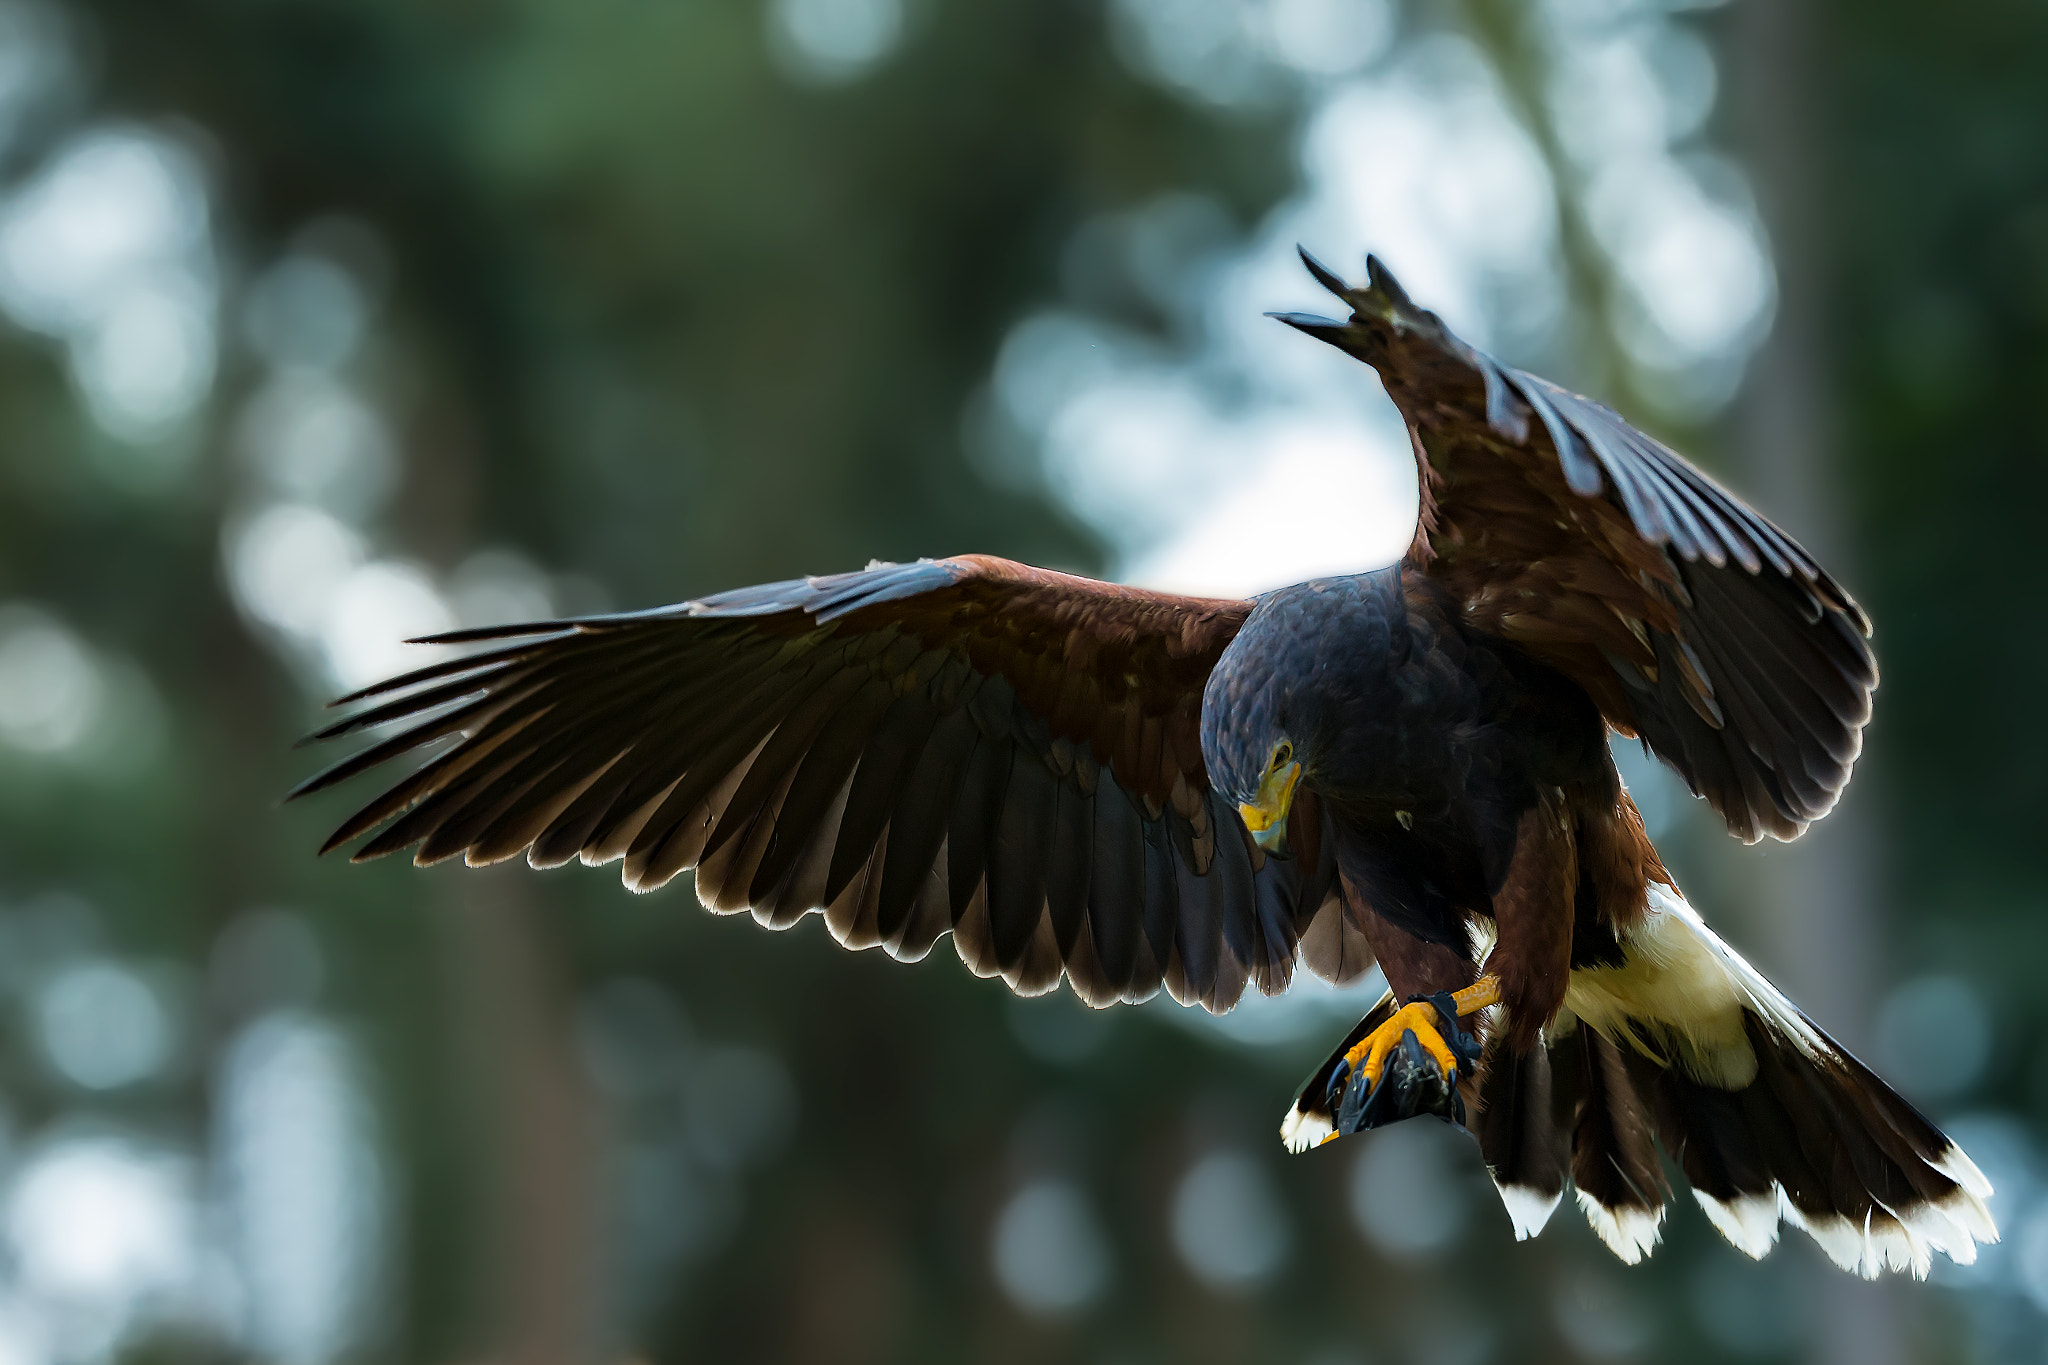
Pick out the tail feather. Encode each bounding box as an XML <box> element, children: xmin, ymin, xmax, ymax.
<box><xmin>1560</xmin><ymin>1024</ymin><xmax>1670</xmax><ymax>1263</ymax></box>
<box><xmin>1628</xmin><ymin>1051</ymin><xmax>1785</xmax><ymax>1257</ymax></box>
<box><xmin>1735</xmin><ymin>1012</ymin><xmax>1987</xmax><ymax>1276</ymax></box>
<box><xmin>1474</xmin><ymin>1035</ymin><xmax>1567</xmax><ymax>1240</ymax></box>
<box><xmin>1548</xmin><ymin>883</ymin><xmax>1996</xmax><ymax>1278</ymax></box>
<box><xmin>1283</xmin><ymin>883</ymin><xmax>1996</xmax><ymax>1279</ymax></box>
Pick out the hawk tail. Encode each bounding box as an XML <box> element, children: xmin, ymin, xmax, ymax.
<box><xmin>1479</xmin><ymin>884</ymin><xmax>1997</xmax><ymax>1276</ymax></box>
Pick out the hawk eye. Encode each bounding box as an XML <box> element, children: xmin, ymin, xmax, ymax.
<box><xmin>1271</xmin><ymin>741</ymin><xmax>1293</xmax><ymax>771</ymax></box>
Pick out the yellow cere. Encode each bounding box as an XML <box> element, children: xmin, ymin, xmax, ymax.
<box><xmin>1238</xmin><ymin>758</ymin><xmax>1300</xmax><ymax>833</ymax></box>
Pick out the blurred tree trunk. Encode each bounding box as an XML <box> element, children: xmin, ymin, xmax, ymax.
<box><xmin>1726</xmin><ymin>2</ymin><xmax>1902</xmax><ymax>1361</ymax></box>
<box><xmin>446</xmin><ymin>870</ymin><xmax>602</xmax><ymax>1365</ymax></box>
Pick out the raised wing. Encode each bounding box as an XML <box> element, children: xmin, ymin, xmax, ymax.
<box><xmin>292</xmin><ymin>556</ymin><xmax>1356</xmax><ymax>1010</ymax></box>
<box><xmin>1275</xmin><ymin>251</ymin><xmax>1875</xmax><ymax>842</ymax></box>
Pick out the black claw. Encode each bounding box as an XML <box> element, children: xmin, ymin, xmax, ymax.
<box><xmin>1336</xmin><ymin>1053</ymin><xmax>1377</xmax><ymax>1133</ymax></box>
<box><xmin>1324</xmin><ymin>1057</ymin><xmax>1353</xmax><ymax>1114</ymax></box>
<box><xmin>1387</xmin><ymin>1033</ymin><xmax>1446</xmax><ymax>1123</ymax></box>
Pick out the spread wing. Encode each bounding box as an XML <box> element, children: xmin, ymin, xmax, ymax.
<box><xmin>1276</xmin><ymin>251</ymin><xmax>1875</xmax><ymax>842</ymax></box>
<box><xmin>291</xmin><ymin>555</ymin><xmax>1357</xmax><ymax>1010</ymax></box>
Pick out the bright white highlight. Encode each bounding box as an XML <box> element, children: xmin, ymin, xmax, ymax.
<box><xmin>1279</xmin><ymin>1105</ymin><xmax>1333</xmax><ymax>1155</ymax></box>
<box><xmin>224</xmin><ymin>503</ymin><xmax>455</xmax><ymax>690</ymax></box>
<box><xmin>319</xmin><ymin>561</ymin><xmax>454</xmax><ymax>691</ymax></box>
<box><xmin>0</xmin><ymin>129</ymin><xmax>207</xmax><ymax>331</ymax></box>
<box><xmin>228</xmin><ymin>503</ymin><xmax>368</xmax><ymax>640</ymax></box>
<box><xmin>1016</xmin><ymin>1</ymin><xmax>1781</xmax><ymax>627</ymax></box>
<box><xmin>1298</xmin><ymin>37</ymin><xmax>1562</xmax><ymax>344</ymax></box>
<box><xmin>1586</xmin><ymin>156</ymin><xmax>1773</xmax><ymax>367</ymax></box>
<box><xmin>0</xmin><ymin>126</ymin><xmax>217</xmax><ymax>442</ymax></box>
<box><xmin>1543</xmin><ymin>0</ymin><xmax>1773</xmax><ymax>413</ymax></box>
<box><xmin>1126</xmin><ymin>417</ymin><xmax>1416</xmax><ymax>596</ymax></box>
<box><xmin>5</xmin><ymin>1136</ymin><xmax>202</xmax><ymax>1361</ymax></box>
<box><xmin>1000</xmin><ymin>32</ymin><xmax>1569</xmax><ymax>605</ymax></box>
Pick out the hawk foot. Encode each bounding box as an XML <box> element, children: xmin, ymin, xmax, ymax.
<box><xmin>1320</xmin><ymin>992</ymin><xmax>1481</xmax><ymax>1138</ymax></box>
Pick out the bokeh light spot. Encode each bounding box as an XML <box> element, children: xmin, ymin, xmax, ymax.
<box><xmin>1348</xmin><ymin>1121</ymin><xmax>1471</xmax><ymax>1258</ymax></box>
<box><xmin>1263</xmin><ymin>0</ymin><xmax>1393</xmax><ymax>77</ymax></box>
<box><xmin>243</xmin><ymin>253</ymin><xmax>368</xmax><ymax>373</ymax></box>
<box><xmin>237</xmin><ymin>374</ymin><xmax>397</xmax><ymax>520</ymax></box>
<box><xmin>1552</xmin><ymin>1265</ymin><xmax>1655</xmax><ymax>1360</ymax></box>
<box><xmin>35</xmin><ymin>960</ymin><xmax>173</xmax><ymax>1090</ymax></box>
<box><xmin>0</xmin><ymin>605</ymin><xmax>104</xmax><ymax>754</ymax></box>
<box><xmin>226</xmin><ymin>503</ymin><xmax>366</xmax><ymax>640</ymax></box>
<box><xmin>219</xmin><ymin>1013</ymin><xmax>386</xmax><ymax>1365</ymax></box>
<box><xmin>1875</xmin><ymin>973</ymin><xmax>1993</xmax><ymax>1102</ymax></box>
<box><xmin>991</xmin><ymin>1178</ymin><xmax>1111</xmax><ymax>1316</ymax></box>
<box><xmin>0</xmin><ymin>126</ymin><xmax>217</xmax><ymax>442</ymax></box>
<box><xmin>6</xmin><ymin>1137</ymin><xmax>195</xmax><ymax>1308</ymax></box>
<box><xmin>320</xmin><ymin>562</ymin><xmax>453</xmax><ymax>691</ymax></box>
<box><xmin>449</xmin><ymin>548</ymin><xmax>557</xmax><ymax>630</ymax></box>
<box><xmin>1170</xmin><ymin>1149</ymin><xmax>1290</xmax><ymax>1290</ymax></box>
<box><xmin>72</xmin><ymin>280</ymin><xmax>216</xmax><ymax>439</ymax></box>
<box><xmin>766</xmin><ymin>0</ymin><xmax>903</xmax><ymax>85</ymax></box>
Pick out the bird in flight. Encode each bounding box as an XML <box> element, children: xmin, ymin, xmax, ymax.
<box><xmin>294</xmin><ymin>250</ymin><xmax>1992</xmax><ymax>1277</ymax></box>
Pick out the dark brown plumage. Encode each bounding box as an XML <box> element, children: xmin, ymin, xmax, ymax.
<box><xmin>1275</xmin><ymin>250</ymin><xmax>1874</xmax><ymax>844</ymax></box>
<box><xmin>294</xmin><ymin>557</ymin><xmax>1344</xmax><ymax>1010</ymax></box>
<box><xmin>292</xmin><ymin>251</ymin><xmax>1990</xmax><ymax>1277</ymax></box>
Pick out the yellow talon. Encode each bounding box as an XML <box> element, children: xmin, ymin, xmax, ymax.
<box><xmin>1342</xmin><ymin>1000</ymin><xmax>1462</xmax><ymax>1087</ymax></box>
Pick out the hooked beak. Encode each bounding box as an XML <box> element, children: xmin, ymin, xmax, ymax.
<box><xmin>1237</xmin><ymin>762</ymin><xmax>1299</xmax><ymax>853</ymax></box>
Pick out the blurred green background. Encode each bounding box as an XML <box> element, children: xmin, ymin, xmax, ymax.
<box><xmin>0</xmin><ymin>0</ymin><xmax>2043</xmax><ymax>1362</ymax></box>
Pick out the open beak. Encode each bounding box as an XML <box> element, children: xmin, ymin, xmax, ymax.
<box><xmin>1237</xmin><ymin>762</ymin><xmax>1299</xmax><ymax>853</ymax></box>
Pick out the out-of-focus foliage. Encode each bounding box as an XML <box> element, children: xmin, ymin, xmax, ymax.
<box><xmin>1832</xmin><ymin>3</ymin><xmax>2048</xmax><ymax>928</ymax></box>
<box><xmin>0</xmin><ymin>0</ymin><xmax>2042</xmax><ymax>1362</ymax></box>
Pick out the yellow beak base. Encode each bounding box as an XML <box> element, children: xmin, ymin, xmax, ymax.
<box><xmin>1237</xmin><ymin>762</ymin><xmax>1299</xmax><ymax>852</ymax></box>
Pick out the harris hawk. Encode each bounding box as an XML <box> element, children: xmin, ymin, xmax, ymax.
<box><xmin>293</xmin><ymin>251</ymin><xmax>1993</xmax><ymax>1277</ymax></box>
